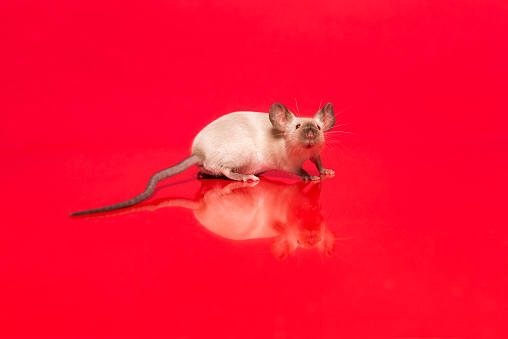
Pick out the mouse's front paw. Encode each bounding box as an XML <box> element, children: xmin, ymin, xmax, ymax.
<box><xmin>320</xmin><ymin>168</ymin><xmax>335</xmax><ymax>175</ymax></box>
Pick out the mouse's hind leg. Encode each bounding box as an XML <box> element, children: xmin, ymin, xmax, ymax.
<box><xmin>220</xmin><ymin>167</ymin><xmax>259</xmax><ymax>182</ymax></box>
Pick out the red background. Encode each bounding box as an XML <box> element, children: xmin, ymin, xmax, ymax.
<box><xmin>1</xmin><ymin>0</ymin><xmax>507</xmax><ymax>337</ymax></box>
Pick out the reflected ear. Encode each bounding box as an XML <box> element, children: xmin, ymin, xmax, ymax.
<box><xmin>313</xmin><ymin>103</ymin><xmax>335</xmax><ymax>131</ymax></box>
<box><xmin>271</xmin><ymin>236</ymin><xmax>290</xmax><ymax>261</ymax></box>
<box><xmin>319</xmin><ymin>228</ymin><xmax>336</xmax><ymax>257</ymax></box>
<box><xmin>269</xmin><ymin>103</ymin><xmax>295</xmax><ymax>131</ymax></box>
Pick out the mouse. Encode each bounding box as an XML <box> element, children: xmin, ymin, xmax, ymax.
<box><xmin>70</xmin><ymin>102</ymin><xmax>336</xmax><ymax>216</ymax></box>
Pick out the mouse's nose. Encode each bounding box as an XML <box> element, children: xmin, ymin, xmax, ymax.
<box><xmin>307</xmin><ymin>131</ymin><xmax>314</xmax><ymax>139</ymax></box>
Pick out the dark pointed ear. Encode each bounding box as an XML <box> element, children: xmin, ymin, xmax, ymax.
<box><xmin>314</xmin><ymin>103</ymin><xmax>335</xmax><ymax>131</ymax></box>
<box><xmin>269</xmin><ymin>103</ymin><xmax>295</xmax><ymax>131</ymax></box>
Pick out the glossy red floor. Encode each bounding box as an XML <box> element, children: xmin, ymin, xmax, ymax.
<box><xmin>1</xmin><ymin>140</ymin><xmax>507</xmax><ymax>337</ymax></box>
<box><xmin>1</xmin><ymin>0</ymin><xmax>507</xmax><ymax>338</ymax></box>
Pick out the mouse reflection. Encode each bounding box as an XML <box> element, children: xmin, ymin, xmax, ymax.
<box><xmin>192</xmin><ymin>178</ymin><xmax>335</xmax><ymax>260</ymax></box>
<box><xmin>84</xmin><ymin>177</ymin><xmax>336</xmax><ymax>260</ymax></box>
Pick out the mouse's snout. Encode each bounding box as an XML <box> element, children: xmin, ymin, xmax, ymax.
<box><xmin>290</xmin><ymin>119</ymin><xmax>324</xmax><ymax>150</ymax></box>
<box><xmin>300</xmin><ymin>123</ymin><xmax>320</xmax><ymax>143</ymax></box>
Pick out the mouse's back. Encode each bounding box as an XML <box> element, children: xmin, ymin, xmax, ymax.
<box><xmin>191</xmin><ymin>111</ymin><xmax>285</xmax><ymax>176</ymax></box>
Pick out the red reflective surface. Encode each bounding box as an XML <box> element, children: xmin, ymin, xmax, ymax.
<box><xmin>1</xmin><ymin>0</ymin><xmax>508</xmax><ymax>338</ymax></box>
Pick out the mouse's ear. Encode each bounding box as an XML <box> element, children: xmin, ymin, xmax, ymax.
<box><xmin>314</xmin><ymin>103</ymin><xmax>335</xmax><ymax>131</ymax></box>
<box><xmin>271</xmin><ymin>235</ymin><xmax>290</xmax><ymax>260</ymax></box>
<box><xmin>320</xmin><ymin>228</ymin><xmax>336</xmax><ymax>257</ymax></box>
<box><xmin>269</xmin><ymin>103</ymin><xmax>295</xmax><ymax>131</ymax></box>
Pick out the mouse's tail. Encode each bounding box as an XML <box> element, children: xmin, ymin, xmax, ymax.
<box><xmin>70</xmin><ymin>155</ymin><xmax>201</xmax><ymax>216</ymax></box>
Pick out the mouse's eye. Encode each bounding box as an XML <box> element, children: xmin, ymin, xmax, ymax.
<box><xmin>317</xmin><ymin>125</ymin><xmax>321</xmax><ymax>130</ymax></box>
<box><xmin>296</xmin><ymin>124</ymin><xmax>301</xmax><ymax>129</ymax></box>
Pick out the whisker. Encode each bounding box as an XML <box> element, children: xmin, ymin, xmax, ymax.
<box><xmin>334</xmin><ymin>235</ymin><xmax>361</xmax><ymax>241</ymax></box>
<box><xmin>333</xmin><ymin>252</ymin><xmax>354</xmax><ymax>265</ymax></box>
<box><xmin>326</xmin><ymin>131</ymin><xmax>360</xmax><ymax>136</ymax></box>
<box><xmin>318</xmin><ymin>250</ymin><xmax>325</xmax><ymax>266</ymax></box>
<box><xmin>336</xmin><ymin>103</ymin><xmax>356</xmax><ymax>116</ymax></box>
<box><xmin>324</xmin><ymin>138</ymin><xmax>354</xmax><ymax>155</ymax></box>
<box><xmin>325</xmin><ymin>122</ymin><xmax>355</xmax><ymax>129</ymax></box>
<box><xmin>334</xmin><ymin>139</ymin><xmax>355</xmax><ymax>155</ymax></box>
<box><xmin>333</xmin><ymin>242</ymin><xmax>350</xmax><ymax>246</ymax></box>
<box><xmin>297</xmin><ymin>248</ymin><xmax>302</xmax><ymax>269</ymax></box>
<box><xmin>295</xmin><ymin>97</ymin><xmax>300</xmax><ymax>117</ymax></box>
<box><xmin>323</xmin><ymin>140</ymin><xmax>344</xmax><ymax>155</ymax></box>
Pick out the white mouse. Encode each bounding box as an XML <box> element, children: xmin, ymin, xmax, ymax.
<box><xmin>71</xmin><ymin>102</ymin><xmax>336</xmax><ymax>216</ymax></box>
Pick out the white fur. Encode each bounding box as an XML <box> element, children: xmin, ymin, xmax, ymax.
<box><xmin>191</xmin><ymin>111</ymin><xmax>324</xmax><ymax>178</ymax></box>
